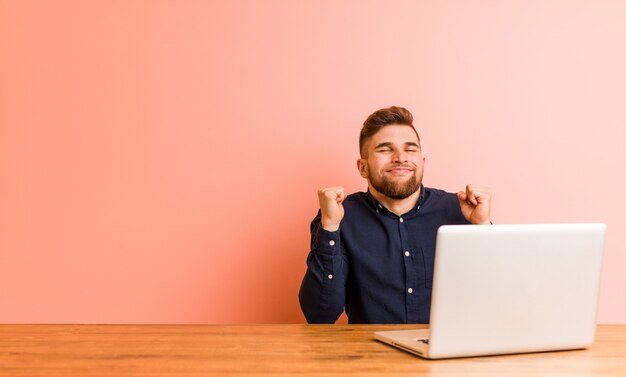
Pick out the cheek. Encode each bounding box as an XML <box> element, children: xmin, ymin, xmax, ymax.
<box><xmin>413</xmin><ymin>156</ymin><xmax>425</xmax><ymax>167</ymax></box>
<box><xmin>374</xmin><ymin>162</ymin><xmax>387</xmax><ymax>175</ymax></box>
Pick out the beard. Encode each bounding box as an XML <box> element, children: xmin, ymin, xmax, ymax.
<box><xmin>369</xmin><ymin>167</ymin><xmax>422</xmax><ymax>200</ymax></box>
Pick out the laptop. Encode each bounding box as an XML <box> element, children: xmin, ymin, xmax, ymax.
<box><xmin>374</xmin><ymin>223</ymin><xmax>606</xmax><ymax>359</ymax></box>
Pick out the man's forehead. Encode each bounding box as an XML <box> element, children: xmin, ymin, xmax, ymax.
<box><xmin>371</xmin><ymin>125</ymin><xmax>420</xmax><ymax>144</ymax></box>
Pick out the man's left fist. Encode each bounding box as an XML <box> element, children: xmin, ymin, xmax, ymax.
<box><xmin>457</xmin><ymin>184</ymin><xmax>492</xmax><ymax>225</ymax></box>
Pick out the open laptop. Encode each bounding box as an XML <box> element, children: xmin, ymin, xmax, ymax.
<box><xmin>375</xmin><ymin>223</ymin><xmax>606</xmax><ymax>359</ymax></box>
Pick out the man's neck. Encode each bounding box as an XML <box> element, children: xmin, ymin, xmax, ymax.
<box><xmin>368</xmin><ymin>184</ymin><xmax>422</xmax><ymax>216</ymax></box>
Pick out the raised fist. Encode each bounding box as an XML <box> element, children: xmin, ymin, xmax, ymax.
<box><xmin>317</xmin><ymin>186</ymin><xmax>346</xmax><ymax>232</ymax></box>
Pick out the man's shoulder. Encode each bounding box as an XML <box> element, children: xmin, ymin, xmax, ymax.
<box><xmin>344</xmin><ymin>191</ymin><xmax>367</xmax><ymax>200</ymax></box>
<box><xmin>343</xmin><ymin>191</ymin><xmax>370</xmax><ymax>207</ymax></box>
<box><xmin>424</xmin><ymin>186</ymin><xmax>459</xmax><ymax>206</ymax></box>
<box><xmin>424</xmin><ymin>186</ymin><xmax>456</xmax><ymax>197</ymax></box>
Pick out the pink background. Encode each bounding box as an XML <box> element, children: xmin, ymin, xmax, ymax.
<box><xmin>1</xmin><ymin>0</ymin><xmax>624</xmax><ymax>324</ymax></box>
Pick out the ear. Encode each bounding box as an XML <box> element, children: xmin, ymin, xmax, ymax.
<box><xmin>357</xmin><ymin>158</ymin><xmax>368</xmax><ymax>179</ymax></box>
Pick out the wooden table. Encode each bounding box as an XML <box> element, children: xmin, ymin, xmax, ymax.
<box><xmin>1</xmin><ymin>324</ymin><xmax>625</xmax><ymax>376</ymax></box>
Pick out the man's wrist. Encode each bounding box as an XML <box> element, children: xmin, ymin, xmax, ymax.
<box><xmin>471</xmin><ymin>219</ymin><xmax>492</xmax><ymax>225</ymax></box>
<box><xmin>321</xmin><ymin>217</ymin><xmax>340</xmax><ymax>232</ymax></box>
<box><xmin>321</xmin><ymin>223</ymin><xmax>340</xmax><ymax>232</ymax></box>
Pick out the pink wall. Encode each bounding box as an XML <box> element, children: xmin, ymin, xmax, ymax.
<box><xmin>1</xmin><ymin>0</ymin><xmax>625</xmax><ymax>323</ymax></box>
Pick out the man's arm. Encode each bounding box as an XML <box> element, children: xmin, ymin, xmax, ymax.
<box><xmin>298</xmin><ymin>213</ymin><xmax>348</xmax><ymax>323</ymax></box>
<box><xmin>299</xmin><ymin>187</ymin><xmax>348</xmax><ymax>324</ymax></box>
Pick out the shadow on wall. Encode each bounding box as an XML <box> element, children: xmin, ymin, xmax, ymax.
<box><xmin>259</xmin><ymin>209</ymin><xmax>350</xmax><ymax>324</ymax></box>
<box><xmin>254</xmin><ymin>209</ymin><xmax>316</xmax><ymax>323</ymax></box>
<box><xmin>195</xmin><ymin>206</ymin><xmax>317</xmax><ymax>324</ymax></box>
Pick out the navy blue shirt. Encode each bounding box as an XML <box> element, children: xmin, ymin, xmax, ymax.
<box><xmin>299</xmin><ymin>186</ymin><xmax>469</xmax><ymax>324</ymax></box>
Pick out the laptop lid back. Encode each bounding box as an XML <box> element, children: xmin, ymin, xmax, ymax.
<box><xmin>428</xmin><ymin>223</ymin><xmax>606</xmax><ymax>359</ymax></box>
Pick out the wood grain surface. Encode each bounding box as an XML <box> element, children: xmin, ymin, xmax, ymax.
<box><xmin>1</xmin><ymin>324</ymin><xmax>625</xmax><ymax>376</ymax></box>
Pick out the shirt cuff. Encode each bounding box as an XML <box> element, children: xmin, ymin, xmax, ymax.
<box><xmin>316</xmin><ymin>225</ymin><xmax>340</xmax><ymax>255</ymax></box>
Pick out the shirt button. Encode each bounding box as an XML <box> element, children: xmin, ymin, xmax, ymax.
<box><xmin>408</xmin><ymin>288</ymin><xmax>413</xmax><ymax>294</ymax></box>
<box><xmin>399</xmin><ymin>218</ymin><xmax>404</xmax><ymax>223</ymax></box>
<box><xmin>404</xmin><ymin>251</ymin><xmax>410</xmax><ymax>257</ymax></box>
<box><xmin>328</xmin><ymin>274</ymin><xmax>333</xmax><ymax>280</ymax></box>
<box><xmin>329</xmin><ymin>240</ymin><xmax>335</xmax><ymax>246</ymax></box>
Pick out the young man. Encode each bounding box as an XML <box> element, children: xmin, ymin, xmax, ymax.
<box><xmin>299</xmin><ymin>106</ymin><xmax>492</xmax><ymax>324</ymax></box>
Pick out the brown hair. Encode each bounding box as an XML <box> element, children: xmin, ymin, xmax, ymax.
<box><xmin>359</xmin><ymin>106</ymin><xmax>419</xmax><ymax>157</ymax></box>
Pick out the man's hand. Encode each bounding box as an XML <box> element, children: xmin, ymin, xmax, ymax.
<box><xmin>318</xmin><ymin>187</ymin><xmax>346</xmax><ymax>232</ymax></box>
<box><xmin>457</xmin><ymin>184</ymin><xmax>492</xmax><ymax>225</ymax></box>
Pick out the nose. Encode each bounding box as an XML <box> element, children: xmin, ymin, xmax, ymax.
<box><xmin>393</xmin><ymin>149</ymin><xmax>408</xmax><ymax>163</ymax></box>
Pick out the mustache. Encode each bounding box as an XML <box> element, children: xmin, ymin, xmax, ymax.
<box><xmin>387</xmin><ymin>164</ymin><xmax>416</xmax><ymax>170</ymax></box>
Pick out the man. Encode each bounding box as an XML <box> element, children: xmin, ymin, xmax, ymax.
<box><xmin>299</xmin><ymin>106</ymin><xmax>492</xmax><ymax>324</ymax></box>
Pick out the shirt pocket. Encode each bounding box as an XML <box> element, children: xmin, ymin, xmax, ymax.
<box><xmin>420</xmin><ymin>243</ymin><xmax>436</xmax><ymax>288</ymax></box>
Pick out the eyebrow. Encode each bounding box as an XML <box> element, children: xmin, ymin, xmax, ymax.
<box><xmin>374</xmin><ymin>142</ymin><xmax>421</xmax><ymax>149</ymax></box>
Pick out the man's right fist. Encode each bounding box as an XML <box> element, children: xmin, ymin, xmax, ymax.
<box><xmin>317</xmin><ymin>187</ymin><xmax>345</xmax><ymax>232</ymax></box>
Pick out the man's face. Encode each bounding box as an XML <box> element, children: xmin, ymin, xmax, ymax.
<box><xmin>358</xmin><ymin>125</ymin><xmax>425</xmax><ymax>200</ymax></box>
